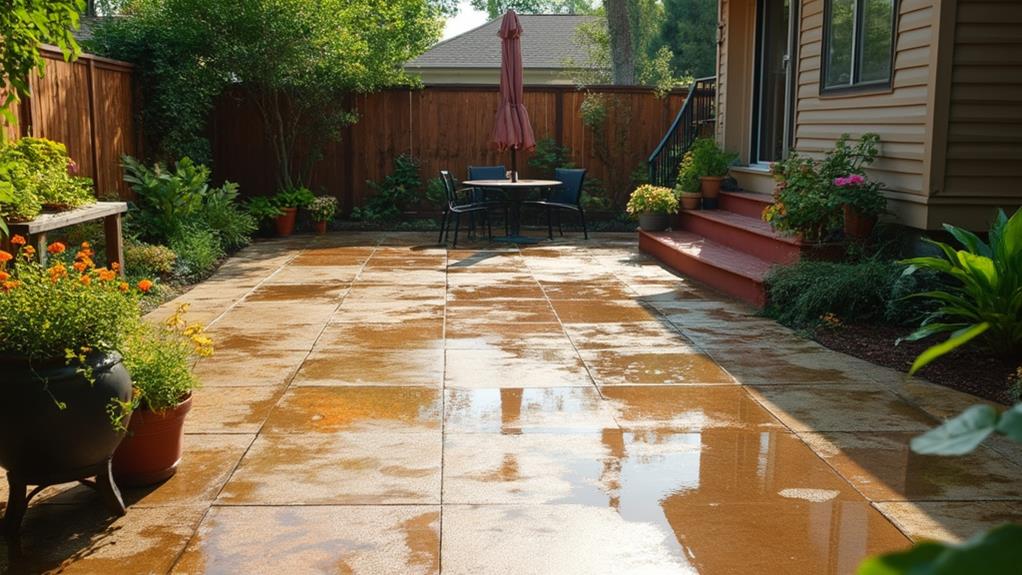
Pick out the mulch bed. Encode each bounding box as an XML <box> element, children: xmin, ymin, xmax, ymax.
<box><xmin>812</xmin><ymin>323</ymin><xmax>1020</xmax><ymax>405</ymax></box>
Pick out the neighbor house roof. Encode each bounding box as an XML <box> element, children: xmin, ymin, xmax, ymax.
<box><xmin>406</xmin><ymin>14</ymin><xmax>602</xmax><ymax>71</ymax></box>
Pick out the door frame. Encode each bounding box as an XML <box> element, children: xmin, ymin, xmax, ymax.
<box><xmin>750</xmin><ymin>0</ymin><xmax>800</xmax><ymax>165</ymax></box>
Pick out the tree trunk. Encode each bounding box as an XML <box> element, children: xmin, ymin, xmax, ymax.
<box><xmin>605</xmin><ymin>0</ymin><xmax>635</xmax><ymax>85</ymax></box>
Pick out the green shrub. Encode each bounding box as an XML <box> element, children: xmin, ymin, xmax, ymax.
<box><xmin>125</xmin><ymin>242</ymin><xmax>178</xmax><ymax>278</ymax></box>
<box><xmin>123</xmin><ymin>155</ymin><xmax>209</xmax><ymax>243</ymax></box>
<box><xmin>688</xmin><ymin>138</ymin><xmax>738</xmax><ymax>178</ymax></box>
<box><xmin>766</xmin><ymin>258</ymin><xmax>930</xmax><ymax>329</ymax></box>
<box><xmin>169</xmin><ymin>226</ymin><xmax>224</xmax><ymax>280</ymax></box>
<box><xmin>199</xmin><ymin>182</ymin><xmax>256</xmax><ymax>251</ymax></box>
<box><xmin>273</xmin><ymin>186</ymin><xmax>316</xmax><ymax>209</ymax></box>
<box><xmin>355</xmin><ymin>154</ymin><xmax>422</xmax><ymax>222</ymax></box>
<box><xmin>900</xmin><ymin>208</ymin><xmax>1022</xmax><ymax>372</ymax></box>
<box><xmin>0</xmin><ymin>138</ymin><xmax>97</xmax><ymax>222</ymax></box>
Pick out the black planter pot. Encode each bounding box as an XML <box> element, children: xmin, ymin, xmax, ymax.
<box><xmin>0</xmin><ymin>352</ymin><xmax>133</xmax><ymax>539</ymax></box>
<box><xmin>638</xmin><ymin>212</ymin><xmax>671</xmax><ymax>231</ymax></box>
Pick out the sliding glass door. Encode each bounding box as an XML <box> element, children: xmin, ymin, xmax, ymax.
<box><xmin>753</xmin><ymin>0</ymin><xmax>798</xmax><ymax>164</ymax></box>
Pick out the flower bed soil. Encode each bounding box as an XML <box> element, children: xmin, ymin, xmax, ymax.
<box><xmin>812</xmin><ymin>323</ymin><xmax>1020</xmax><ymax>405</ymax></box>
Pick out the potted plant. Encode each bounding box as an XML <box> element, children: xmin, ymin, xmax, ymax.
<box><xmin>675</xmin><ymin>151</ymin><xmax>702</xmax><ymax>210</ymax></box>
<box><xmin>246</xmin><ymin>196</ymin><xmax>285</xmax><ymax>237</ymax></box>
<box><xmin>626</xmin><ymin>184</ymin><xmax>679</xmax><ymax>231</ymax></box>
<box><xmin>112</xmin><ymin>304</ymin><xmax>212</xmax><ymax>486</ymax></box>
<box><xmin>271</xmin><ymin>186</ymin><xmax>315</xmax><ymax>237</ymax></box>
<box><xmin>833</xmin><ymin>174</ymin><xmax>886</xmax><ymax>239</ymax></box>
<box><xmin>308</xmin><ymin>195</ymin><xmax>338</xmax><ymax>235</ymax></box>
<box><xmin>689</xmin><ymin>138</ymin><xmax>738</xmax><ymax>208</ymax></box>
<box><xmin>0</xmin><ymin>240</ymin><xmax>151</xmax><ymax>536</ymax></box>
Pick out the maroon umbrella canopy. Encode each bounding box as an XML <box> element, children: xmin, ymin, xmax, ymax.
<box><xmin>491</xmin><ymin>10</ymin><xmax>536</xmax><ymax>181</ymax></box>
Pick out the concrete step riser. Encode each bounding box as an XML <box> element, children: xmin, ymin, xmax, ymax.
<box><xmin>639</xmin><ymin>233</ymin><xmax>767</xmax><ymax>308</ymax></box>
<box><xmin>678</xmin><ymin>212</ymin><xmax>801</xmax><ymax>265</ymax></box>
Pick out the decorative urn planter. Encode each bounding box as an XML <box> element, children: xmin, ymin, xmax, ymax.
<box><xmin>843</xmin><ymin>204</ymin><xmax>877</xmax><ymax>239</ymax></box>
<box><xmin>312</xmin><ymin>220</ymin><xmax>328</xmax><ymax>235</ymax></box>
<box><xmin>679</xmin><ymin>192</ymin><xmax>702</xmax><ymax>211</ymax></box>
<box><xmin>0</xmin><ymin>352</ymin><xmax>133</xmax><ymax>538</ymax></box>
<box><xmin>113</xmin><ymin>394</ymin><xmax>193</xmax><ymax>487</ymax></box>
<box><xmin>274</xmin><ymin>207</ymin><xmax>298</xmax><ymax>237</ymax></box>
<box><xmin>638</xmin><ymin>212</ymin><xmax>671</xmax><ymax>231</ymax></box>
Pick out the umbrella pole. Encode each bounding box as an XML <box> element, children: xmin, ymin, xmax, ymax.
<box><xmin>511</xmin><ymin>148</ymin><xmax>518</xmax><ymax>182</ymax></box>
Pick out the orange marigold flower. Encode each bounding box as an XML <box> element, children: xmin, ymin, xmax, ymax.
<box><xmin>98</xmin><ymin>268</ymin><xmax>116</xmax><ymax>282</ymax></box>
<box><xmin>0</xmin><ymin>271</ymin><xmax>8</xmax><ymax>281</ymax></box>
<box><xmin>49</xmin><ymin>263</ymin><xmax>67</xmax><ymax>279</ymax></box>
<box><xmin>118</xmin><ymin>282</ymin><xmax>129</xmax><ymax>293</ymax></box>
<box><xmin>80</xmin><ymin>275</ymin><xmax>92</xmax><ymax>286</ymax></box>
<box><xmin>47</xmin><ymin>242</ymin><xmax>66</xmax><ymax>255</ymax></box>
<box><xmin>0</xmin><ymin>251</ymin><xmax>11</xmax><ymax>264</ymax></box>
<box><xmin>111</xmin><ymin>262</ymin><xmax>121</xmax><ymax>272</ymax></box>
<box><xmin>137</xmin><ymin>279</ymin><xmax>154</xmax><ymax>293</ymax></box>
<box><xmin>10</xmin><ymin>235</ymin><xmax>26</xmax><ymax>246</ymax></box>
<box><xmin>23</xmin><ymin>246</ymin><xmax>35</xmax><ymax>257</ymax></box>
<box><xmin>73</xmin><ymin>260</ymin><xmax>88</xmax><ymax>273</ymax></box>
<box><xmin>2</xmin><ymin>280</ymin><xmax>20</xmax><ymax>291</ymax></box>
<box><xmin>81</xmin><ymin>241</ymin><xmax>91</xmax><ymax>249</ymax></box>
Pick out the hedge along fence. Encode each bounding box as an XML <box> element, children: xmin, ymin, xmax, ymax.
<box><xmin>3</xmin><ymin>45</ymin><xmax>139</xmax><ymax>201</ymax></box>
<box><xmin>210</xmin><ymin>84</ymin><xmax>688</xmax><ymax>215</ymax></box>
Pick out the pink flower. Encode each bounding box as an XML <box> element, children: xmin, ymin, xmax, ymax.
<box><xmin>848</xmin><ymin>174</ymin><xmax>865</xmax><ymax>185</ymax></box>
<box><xmin>67</xmin><ymin>159</ymin><xmax>79</xmax><ymax>175</ymax></box>
<box><xmin>833</xmin><ymin>176</ymin><xmax>849</xmax><ymax>187</ymax></box>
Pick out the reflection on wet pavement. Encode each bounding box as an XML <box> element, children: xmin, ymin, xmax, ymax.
<box><xmin>5</xmin><ymin>232</ymin><xmax>1021</xmax><ymax>574</ymax></box>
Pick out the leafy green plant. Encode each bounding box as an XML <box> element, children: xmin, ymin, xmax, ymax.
<box><xmin>626</xmin><ymin>184</ymin><xmax>678</xmax><ymax>216</ymax></box>
<box><xmin>121</xmin><ymin>303</ymin><xmax>212</xmax><ymax>412</ymax></box>
<box><xmin>169</xmin><ymin>225</ymin><xmax>224</xmax><ymax>280</ymax></box>
<box><xmin>899</xmin><ymin>208</ymin><xmax>1022</xmax><ymax>373</ymax></box>
<box><xmin>273</xmin><ymin>186</ymin><xmax>316</xmax><ymax>209</ymax></box>
<box><xmin>529</xmin><ymin>138</ymin><xmax>574</xmax><ymax>176</ymax></box>
<box><xmin>425</xmin><ymin>177</ymin><xmax>446</xmax><ymax>208</ymax></box>
<box><xmin>834</xmin><ymin>174</ymin><xmax>886</xmax><ymax>218</ymax></box>
<box><xmin>125</xmin><ymin>241</ymin><xmax>178</xmax><ymax>278</ymax></box>
<box><xmin>2</xmin><ymin>138</ymin><xmax>95</xmax><ymax>210</ymax></box>
<box><xmin>674</xmin><ymin>150</ymin><xmax>700</xmax><ymax>194</ymax></box>
<box><xmin>308</xmin><ymin>196</ymin><xmax>338</xmax><ymax>222</ymax></box>
<box><xmin>688</xmin><ymin>138</ymin><xmax>737</xmax><ymax>178</ymax></box>
<box><xmin>122</xmin><ymin>155</ymin><xmax>209</xmax><ymax>242</ymax></box>
<box><xmin>354</xmin><ymin>154</ymin><xmax>423</xmax><ymax>222</ymax></box>
<box><xmin>764</xmin><ymin>133</ymin><xmax>882</xmax><ymax>242</ymax></box>
<box><xmin>199</xmin><ymin>182</ymin><xmax>256</xmax><ymax>251</ymax></box>
<box><xmin>246</xmin><ymin>196</ymin><xmax>284</xmax><ymax>222</ymax></box>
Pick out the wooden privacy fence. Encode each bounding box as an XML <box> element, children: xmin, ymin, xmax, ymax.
<box><xmin>2</xmin><ymin>46</ymin><xmax>138</xmax><ymax>200</ymax></box>
<box><xmin>211</xmin><ymin>85</ymin><xmax>687</xmax><ymax>213</ymax></box>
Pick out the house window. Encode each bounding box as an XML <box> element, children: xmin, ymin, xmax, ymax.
<box><xmin>822</xmin><ymin>0</ymin><xmax>897</xmax><ymax>92</ymax></box>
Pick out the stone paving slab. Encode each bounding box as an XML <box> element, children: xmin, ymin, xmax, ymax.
<box><xmin>5</xmin><ymin>232</ymin><xmax>1022</xmax><ymax>573</ymax></box>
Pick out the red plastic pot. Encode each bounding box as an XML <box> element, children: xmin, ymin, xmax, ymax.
<box><xmin>274</xmin><ymin>207</ymin><xmax>298</xmax><ymax>237</ymax></box>
<box><xmin>112</xmin><ymin>394</ymin><xmax>192</xmax><ymax>486</ymax></box>
<box><xmin>313</xmin><ymin>220</ymin><xmax>328</xmax><ymax>235</ymax></box>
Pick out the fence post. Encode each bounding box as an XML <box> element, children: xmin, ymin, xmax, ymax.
<box><xmin>86</xmin><ymin>58</ymin><xmax>101</xmax><ymax>189</ymax></box>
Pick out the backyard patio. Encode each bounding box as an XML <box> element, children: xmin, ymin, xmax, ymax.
<box><xmin>3</xmin><ymin>232</ymin><xmax>1020</xmax><ymax>574</ymax></box>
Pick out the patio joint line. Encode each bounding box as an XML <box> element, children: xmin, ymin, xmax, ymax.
<box><xmin>164</xmin><ymin>238</ymin><xmax>382</xmax><ymax>574</ymax></box>
<box><xmin>439</xmin><ymin>240</ymin><xmax>449</xmax><ymax>574</ymax></box>
<box><xmin>201</xmin><ymin>243</ymin><xmax>302</xmax><ymax>329</ymax></box>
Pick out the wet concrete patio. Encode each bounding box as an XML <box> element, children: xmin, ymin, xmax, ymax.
<box><xmin>3</xmin><ymin>232</ymin><xmax>1022</xmax><ymax>574</ymax></box>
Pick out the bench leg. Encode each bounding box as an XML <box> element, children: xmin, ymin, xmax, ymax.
<box><xmin>104</xmin><ymin>214</ymin><xmax>125</xmax><ymax>276</ymax></box>
<box><xmin>33</xmin><ymin>232</ymin><xmax>48</xmax><ymax>267</ymax></box>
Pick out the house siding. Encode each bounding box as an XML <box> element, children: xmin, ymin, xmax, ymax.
<box><xmin>940</xmin><ymin>0</ymin><xmax>1022</xmax><ymax>212</ymax></box>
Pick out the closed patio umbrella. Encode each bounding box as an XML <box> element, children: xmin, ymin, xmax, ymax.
<box><xmin>491</xmin><ymin>10</ymin><xmax>536</xmax><ymax>182</ymax></box>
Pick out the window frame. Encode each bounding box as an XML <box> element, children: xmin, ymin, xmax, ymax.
<box><xmin>819</xmin><ymin>0</ymin><xmax>899</xmax><ymax>95</ymax></box>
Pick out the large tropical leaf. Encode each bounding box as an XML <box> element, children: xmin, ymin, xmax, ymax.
<box><xmin>858</xmin><ymin>524</ymin><xmax>1022</xmax><ymax>575</ymax></box>
<box><xmin>910</xmin><ymin>404</ymin><xmax>999</xmax><ymax>455</ymax></box>
<box><xmin>909</xmin><ymin>322</ymin><xmax>989</xmax><ymax>374</ymax></box>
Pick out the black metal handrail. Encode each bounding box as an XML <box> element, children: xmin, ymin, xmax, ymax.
<box><xmin>647</xmin><ymin>76</ymin><xmax>717</xmax><ymax>187</ymax></box>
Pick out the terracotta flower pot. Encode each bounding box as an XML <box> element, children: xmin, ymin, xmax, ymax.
<box><xmin>274</xmin><ymin>207</ymin><xmax>298</xmax><ymax>237</ymax></box>
<box><xmin>112</xmin><ymin>394</ymin><xmax>192</xmax><ymax>487</ymax></box>
<box><xmin>843</xmin><ymin>204</ymin><xmax>876</xmax><ymax>240</ymax></box>
<box><xmin>313</xmin><ymin>221</ymin><xmax>328</xmax><ymax>235</ymax></box>
<box><xmin>679</xmin><ymin>192</ymin><xmax>702</xmax><ymax>210</ymax></box>
<box><xmin>638</xmin><ymin>212</ymin><xmax>671</xmax><ymax>231</ymax></box>
<box><xmin>700</xmin><ymin>176</ymin><xmax>724</xmax><ymax>199</ymax></box>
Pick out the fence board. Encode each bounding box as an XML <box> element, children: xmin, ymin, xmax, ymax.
<box><xmin>212</xmin><ymin>85</ymin><xmax>686</xmax><ymax>213</ymax></box>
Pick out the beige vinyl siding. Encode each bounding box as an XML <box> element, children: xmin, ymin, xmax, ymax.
<box><xmin>715</xmin><ymin>0</ymin><xmax>728</xmax><ymax>142</ymax></box>
<box><xmin>793</xmin><ymin>0</ymin><xmax>936</xmax><ymax>204</ymax></box>
<box><xmin>941</xmin><ymin>0</ymin><xmax>1022</xmax><ymax>202</ymax></box>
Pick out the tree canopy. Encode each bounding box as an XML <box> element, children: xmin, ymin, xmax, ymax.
<box><xmin>470</xmin><ymin>0</ymin><xmax>595</xmax><ymax>19</ymax></box>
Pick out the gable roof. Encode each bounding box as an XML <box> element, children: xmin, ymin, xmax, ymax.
<box><xmin>406</xmin><ymin>14</ymin><xmax>602</xmax><ymax>70</ymax></box>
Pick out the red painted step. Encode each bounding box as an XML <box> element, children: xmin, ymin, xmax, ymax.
<box><xmin>638</xmin><ymin>230</ymin><xmax>771</xmax><ymax>308</ymax></box>
<box><xmin>719</xmin><ymin>191</ymin><xmax>773</xmax><ymax>219</ymax></box>
<box><xmin>677</xmin><ymin>209</ymin><xmax>804</xmax><ymax>265</ymax></box>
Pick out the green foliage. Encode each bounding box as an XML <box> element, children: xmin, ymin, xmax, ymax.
<box><xmin>199</xmin><ymin>182</ymin><xmax>256</xmax><ymax>251</ymax></box>
<box><xmin>674</xmin><ymin>150</ymin><xmax>700</xmax><ymax>194</ymax></box>
<box><xmin>354</xmin><ymin>154</ymin><xmax>423</xmax><ymax>222</ymax></box>
<box><xmin>688</xmin><ymin>138</ymin><xmax>738</xmax><ymax>178</ymax></box>
<box><xmin>272</xmin><ymin>186</ymin><xmax>316</xmax><ymax>209</ymax></box>
<box><xmin>763</xmin><ymin>133</ymin><xmax>882</xmax><ymax>242</ymax></box>
<box><xmin>121</xmin><ymin>304</ymin><xmax>210</xmax><ymax>412</ymax></box>
<box><xmin>122</xmin><ymin>155</ymin><xmax>208</xmax><ymax>242</ymax></box>
<box><xmin>857</xmin><ymin>524</ymin><xmax>1022</xmax><ymax>575</ymax></box>
<box><xmin>0</xmin><ymin>138</ymin><xmax>95</xmax><ymax>222</ymax></box>
<box><xmin>0</xmin><ymin>0</ymin><xmax>83</xmax><ymax>128</ymax></box>
<box><xmin>910</xmin><ymin>403</ymin><xmax>1022</xmax><ymax>456</ymax></box>
<box><xmin>169</xmin><ymin>225</ymin><xmax>224</xmax><ymax>280</ymax></box>
<box><xmin>125</xmin><ymin>241</ymin><xmax>177</xmax><ymax>278</ymax></box>
<box><xmin>308</xmin><ymin>196</ymin><xmax>338</xmax><ymax>223</ymax></box>
<box><xmin>900</xmin><ymin>208</ymin><xmax>1022</xmax><ymax>373</ymax></box>
<box><xmin>660</xmin><ymin>0</ymin><xmax>717</xmax><ymax>78</ymax></box>
<box><xmin>425</xmin><ymin>177</ymin><xmax>446</xmax><ymax>208</ymax></box>
<box><xmin>246</xmin><ymin>195</ymin><xmax>284</xmax><ymax>222</ymax></box>
<box><xmin>765</xmin><ymin>258</ymin><xmax>933</xmax><ymax>329</ymax></box>
<box><xmin>529</xmin><ymin>138</ymin><xmax>574</xmax><ymax>176</ymax></box>
<box><xmin>0</xmin><ymin>245</ymin><xmax>140</xmax><ymax>360</ymax></box>
<box><xmin>626</xmin><ymin>184</ymin><xmax>678</xmax><ymax>216</ymax></box>
<box><xmin>470</xmin><ymin>0</ymin><xmax>595</xmax><ymax>18</ymax></box>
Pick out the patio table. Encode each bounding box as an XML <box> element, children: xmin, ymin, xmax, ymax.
<box><xmin>462</xmin><ymin>179</ymin><xmax>561</xmax><ymax>244</ymax></box>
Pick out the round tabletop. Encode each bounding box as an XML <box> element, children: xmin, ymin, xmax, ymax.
<box><xmin>462</xmin><ymin>179</ymin><xmax>561</xmax><ymax>188</ymax></box>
